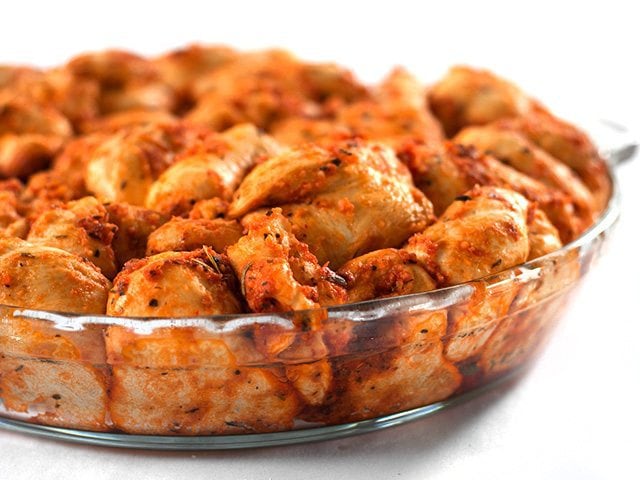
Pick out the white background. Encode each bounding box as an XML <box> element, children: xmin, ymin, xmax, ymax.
<box><xmin>1</xmin><ymin>1</ymin><xmax>638</xmax><ymax>479</ymax></box>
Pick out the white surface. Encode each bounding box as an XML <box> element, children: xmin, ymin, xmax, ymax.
<box><xmin>1</xmin><ymin>2</ymin><xmax>639</xmax><ymax>479</ymax></box>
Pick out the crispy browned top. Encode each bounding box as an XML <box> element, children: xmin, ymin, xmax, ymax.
<box><xmin>0</xmin><ymin>46</ymin><xmax>610</xmax><ymax>315</ymax></box>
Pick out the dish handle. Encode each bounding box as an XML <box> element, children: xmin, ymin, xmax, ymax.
<box><xmin>594</xmin><ymin>119</ymin><xmax>638</xmax><ymax>166</ymax></box>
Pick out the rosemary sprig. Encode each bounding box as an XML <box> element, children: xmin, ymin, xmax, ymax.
<box><xmin>202</xmin><ymin>245</ymin><xmax>221</xmax><ymax>274</ymax></box>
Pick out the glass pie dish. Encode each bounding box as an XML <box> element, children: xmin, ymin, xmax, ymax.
<box><xmin>0</xmin><ymin>126</ymin><xmax>631</xmax><ymax>450</ymax></box>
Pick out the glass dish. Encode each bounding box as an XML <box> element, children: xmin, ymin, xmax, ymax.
<box><xmin>0</xmin><ymin>128</ymin><xmax>632</xmax><ymax>450</ymax></box>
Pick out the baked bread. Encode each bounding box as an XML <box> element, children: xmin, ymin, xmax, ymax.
<box><xmin>0</xmin><ymin>46</ymin><xmax>610</xmax><ymax>434</ymax></box>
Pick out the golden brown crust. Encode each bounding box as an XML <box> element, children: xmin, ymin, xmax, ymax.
<box><xmin>230</xmin><ymin>140</ymin><xmax>433</xmax><ymax>268</ymax></box>
<box><xmin>0</xmin><ymin>94</ymin><xmax>72</xmax><ymax>178</ymax></box>
<box><xmin>48</xmin><ymin>133</ymin><xmax>105</xmax><ymax>196</ymax></box>
<box><xmin>80</xmin><ymin>109</ymin><xmax>178</xmax><ymax>134</ymax></box>
<box><xmin>145</xmin><ymin>124</ymin><xmax>280</xmax><ymax>216</ymax></box>
<box><xmin>0</xmin><ymin>49</ymin><xmax>609</xmax><ymax>316</ymax></box>
<box><xmin>84</xmin><ymin>122</ymin><xmax>211</xmax><ymax>205</ymax></box>
<box><xmin>406</xmin><ymin>186</ymin><xmax>530</xmax><ymax>286</ymax></box>
<box><xmin>66</xmin><ymin>50</ymin><xmax>177</xmax><ymax>115</ymax></box>
<box><xmin>400</xmin><ymin>141</ymin><xmax>580</xmax><ymax>242</ymax></box>
<box><xmin>271</xmin><ymin>68</ymin><xmax>442</xmax><ymax>150</ymax></box>
<box><xmin>1</xmin><ymin>67</ymin><xmax>99</xmax><ymax>128</ymax></box>
<box><xmin>146</xmin><ymin>217</ymin><xmax>242</xmax><ymax>256</ymax></box>
<box><xmin>27</xmin><ymin>196</ymin><xmax>118</xmax><ymax>278</ymax></box>
<box><xmin>0</xmin><ymin>238</ymin><xmax>110</xmax><ymax>313</ymax></box>
<box><xmin>0</xmin><ymin>93</ymin><xmax>72</xmax><ymax>138</ymax></box>
<box><xmin>227</xmin><ymin>208</ymin><xmax>346</xmax><ymax>313</ymax></box>
<box><xmin>428</xmin><ymin>65</ymin><xmax>530</xmax><ymax>136</ymax></box>
<box><xmin>0</xmin><ymin>51</ymin><xmax>603</xmax><ymax>313</ymax></box>
<box><xmin>429</xmin><ymin>65</ymin><xmax>611</xmax><ymax>215</ymax></box>
<box><xmin>108</xmin><ymin>249</ymin><xmax>243</xmax><ymax>318</ymax></box>
<box><xmin>337</xmin><ymin>248</ymin><xmax>436</xmax><ymax>303</ymax></box>
<box><xmin>454</xmin><ymin>125</ymin><xmax>597</xmax><ymax>232</ymax></box>
<box><xmin>153</xmin><ymin>44</ymin><xmax>238</xmax><ymax>99</ymax></box>
<box><xmin>186</xmin><ymin>50</ymin><xmax>316</xmax><ymax>131</ymax></box>
<box><xmin>337</xmin><ymin>67</ymin><xmax>444</xmax><ymax>148</ymax></box>
<box><xmin>493</xmin><ymin>107</ymin><xmax>612</xmax><ymax>213</ymax></box>
<box><xmin>0</xmin><ymin>65</ymin><xmax>39</xmax><ymax>89</ymax></box>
